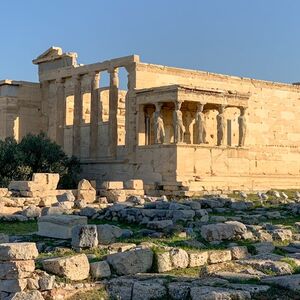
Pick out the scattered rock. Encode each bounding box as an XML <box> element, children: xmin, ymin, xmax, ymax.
<box><xmin>201</xmin><ymin>221</ymin><xmax>247</xmax><ymax>241</ymax></box>
<box><xmin>107</xmin><ymin>249</ymin><xmax>153</xmax><ymax>275</ymax></box>
<box><xmin>71</xmin><ymin>225</ymin><xmax>98</xmax><ymax>249</ymax></box>
<box><xmin>0</xmin><ymin>243</ymin><xmax>38</xmax><ymax>261</ymax></box>
<box><xmin>42</xmin><ymin>254</ymin><xmax>90</xmax><ymax>281</ymax></box>
<box><xmin>90</xmin><ymin>261</ymin><xmax>111</xmax><ymax>279</ymax></box>
<box><xmin>132</xmin><ymin>280</ymin><xmax>167</xmax><ymax>300</ymax></box>
<box><xmin>209</xmin><ymin>250</ymin><xmax>232</xmax><ymax>264</ymax></box>
<box><xmin>97</xmin><ymin>224</ymin><xmax>123</xmax><ymax>245</ymax></box>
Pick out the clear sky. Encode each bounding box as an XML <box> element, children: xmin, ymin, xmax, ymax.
<box><xmin>1</xmin><ymin>0</ymin><xmax>300</xmax><ymax>83</ymax></box>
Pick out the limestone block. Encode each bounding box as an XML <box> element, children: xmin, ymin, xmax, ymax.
<box><xmin>78</xmin><ymin>179</ymin><xmax>93</xmax><ymax>190</ymax></box>
<box><xmin>108</xmin><ymin>243</ymin><xmax>136</xmax><ymax>254</ymax></box>
<box><xmin>6</xmin><ymin>290</ymin><xmax>44</xmax><ymax>300</ymax></box>
<box><xmin>169</xmin><ymin>248</ymin><xmax>189</xmax><ymax>269</ymax></box>
<box><xmin>124</xmin><ymin>189</ymin><xmax>145</xmax><ymax>197</ymax></box>
<box><xmin>71</xmin><ymin>225</ymin><xmax>98</xmax><ymax>249</ymax></box>
<box><xmin>41</xmin><ymin>206</ymin><xmax>65</xmax><ymax>216</ymax></box>
<box><xmin>105</xmin><ymin>190</ymin><xmax>127</xmax><ymax>203</ymax></box>
<box><xmin>42</xmin><ymin>254</ymin><xmax>90</xmax><ymax>281</ymax></box>
<box><xmin>55</xmin><ymin>200</ymin><xmax>74</xmax><ymax>210</ymax></box>
<box><xmin>230</xmin><ymin>246</ymin><xmax>249</xmax><ymax>260</ymax></box>
<box><xmin>172</xmin><ymin>209</ymin><xmax>195</xmax><ymax>222</ymax></box>
<box><xmin>124</xmin><ymin>179</ymin><xmax>144</xmax><ymax>190</ymax></box>
<box><xmin>39</xmin><ymin>196</ymin><xmax>58</xmax><ymax>207</ymax></box>
<box><xmin>0</xmin><ymin>279</ymin><xmax>27</xmax><ymax>293</ymax></box>
<box><xmin>201</xmin><ymin>222</ymin><xmax>247</xmax><ymax>241</ymax></box>
<box><xmin>9</xmin><ymin>174</ymin><xmax>59</xmax><ymax>194</ymax></box>
<box><xmin>74</xmin><ymin>199</ymin><xmax>87</xmax><ymax>209</ymax></box>
<box><xmin>209</xmin><ymin>250</ymin><xmax>232</xmax><ymax>264</ymax></box>
<box><xmin>132</xmin><ymin>281</ymin><xmax>167</xmax><ymax>300</ymax></box>
<box><xmin>272</xmin><ymin>229</ymin><xmax>293</xmax><ymax>242</ymax></box>
<box><xmin>90</xmin><ymin>261</ymin><xmax>111</xmax><ymax>279</ymax></box>
<box><xmin>147</xmin><ymin>220</ymin><xmax>173</xmax><ymax>230</ymax></box>
<box><xmin>0</xmin><ymin>260</ymin><xmax>35</xmax><ymax>279</ymax></box>
<box><xmin>97</xmin><ymin>224</ymin><xmax>123</xmax><ymax>245</ymax></box>
<box><xmin>107</xmin><ymin>278</ymin><xmax>135</xmax><ymax>300</ymax></box>
<box><xmin>0</xmin><ymin>243</ymin><xmax>38</xmax><ymax>261</ymax></box>
<box><xmin>168</xmin><ymin>282</ymin><xmax>191</xmax><ymax>300</ymax></box>
<box><xmin>107</xmin><ymin>249</ymin><xmax>153</xmax><ymax>275</ymax></box>
<box><xmin>190</xmin><ymin>286</ymin><xmax>251</xmax><ymax>300</ymax></box>
<box><xmin>254</xmin><ymin>242</ymin><xmax>275</xmax><ymax>254</ymax></box>
<box><xmin>156</xmin><ymin>252</ymin><xmax>172</xmax><ymax>272</ymax></box>
<box><xmin>0</xmin><ymin>188</ymin><xmax>8</xmax><ymax>197</ymax></box>
<box><xmin>102</xmin><ymin>181</ymin><xmax>124</xmax><ymax>190</ymax></box>
<box><xmin>57</xmin><ymin>191</ymin><xmax>75</xmax><ymax>202</ymax></box>
<box><xmin>188</xmin><ymin>251</ymin><xmax>209</xmax><ymax>267</ymax></box>
<box><xmin>77</xmin><ymin>189</ymin><xmax>96</xmax><ymax>203</ymax></box>
<box><xmin>26</xmin><ymin>275</ymin><xmax>39</xmax><ymax>290</ymax></box>
<box><xmin>38</xmin><ymin>271</ymin><xmax>55</xmax><ymax>291</ymax></box>
<box><xmin>22</xmin><ymin>205</ymin><xmax>41</xmax><ymax>218</ymax></box>
<box><xmin>32</xmin><ymin>173</ymin><xmax>59</xmax><ymax>190</ymax></box>
<box><xmin>38</xmin><ymin>215</ymin><xmax>87</xmax><ymax>239</ymax></box>
<box><xmin>8</xmin><ymin>181</ymin><xmax>38</xmax><ymax>192</ymax></box>
<box><xmin>261</xmin><ymin>274</ymin><xmax>300</xmax><ymax>292</ymax></box>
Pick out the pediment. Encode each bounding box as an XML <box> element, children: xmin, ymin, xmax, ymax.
<box><xmin>36</xmin><ymin>46</ymin><xmax>62</xmax><ymax>59</ymax></box>
<box><xmin>33</xmin><ymin>47</ymin><xmax>63</xmax><ymax>64</ymax></box>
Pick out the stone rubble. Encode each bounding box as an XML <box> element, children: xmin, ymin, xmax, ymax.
<box><xmin>1</xmin><ymin>175</ymin><xmax>300</xmax><ymax>298</ymax></box>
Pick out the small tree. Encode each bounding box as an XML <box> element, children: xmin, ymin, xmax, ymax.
<box><xmin>0</xmin><ymin>133</ymin><xmax>81</xmax><ymax>188</ymax></box>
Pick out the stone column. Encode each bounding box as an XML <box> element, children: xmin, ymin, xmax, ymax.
<box><xmin>238</xmin><ymin>107</ymin><xmax>247</xmax><ymax>147</ymax></box>
<box><xmin>217</xmin><ymin>104</ymin><xmax>226</xmax><ymax>146</ymax></box>
<box><xmin>154</xmin><ymin>103</ymin><xmax>165</xmax><ymax>144</ymax></box>
<box><xmin>108</xmin><ymin>68</ymin><xmax>119</xmax><ymax>158</ymax></box>
<box><xmin>124</xmin><ymin>64</ymin><xmax>136</xmax><ymax>157</ymax></box>
<box><xmin>73</xmin><ymin>75</ymin><xmax>82</xmax><ymax>157</ymax></box>
<box><xmin>173</xmin><ymin>101</ymin><xmax>185</xmax><ymax>143</ymax></box>
<box><xmin>89</xmin><ymin>72</ymin><xmax>100</xmax><ymax>159</ymax></box>
<box><xmin>195</xmin><ymin>103</ymin><xmax>207</xmax><ymax>144</ymax></box>
<box><xmin>55</xmin><ymin>78</ymin><xmax>65</xmax><ymax>147</ymax></box>
<box><xmin>4</xmin><ymin>105</ymin><xmax>19</xmax><ymax>140</ymax></box>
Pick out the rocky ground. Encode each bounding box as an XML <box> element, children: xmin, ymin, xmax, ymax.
<box><xmin>1</xmin><ymin>189</ymin><xmax>300</xmax><ymax>299</ymax></box>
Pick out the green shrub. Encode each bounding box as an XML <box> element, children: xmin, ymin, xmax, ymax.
<box><xmin>0</xmin><ymin>133</ymin><xmax>81</xmax><ymax>188</ymax></box>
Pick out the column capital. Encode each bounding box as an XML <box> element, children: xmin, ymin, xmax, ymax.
<box><xmin>89</xmin><ymin>71</ymin><xmax>100</xmax><ymax>90</ymax></box>
<box><xmin>155</xmin><ymin>102</ymin><xmax>163</xmax><ymax>111</ymax></box>
<box><xmin>218</xmin><ymin>104</ymin><xmax>226</xmax><ymax>112</ymax></box>
<box><xmin>239</xmin><ymin>106</ymin><xmax>247</xmax><ymax>114</ymax></box>
<box><xmin>108</xmin><ymin>67</ymin><xmax>119</xmax><ymax>74</ymax></box>
<box><xmin>109</xmin><ymin>67</ymin><xmax>119</xmax><ymax>88</ymax></box>
<box><xmin>174</xmin><ymin>100</ymin><xmax>183</xmax><ymax>110</ymax></box>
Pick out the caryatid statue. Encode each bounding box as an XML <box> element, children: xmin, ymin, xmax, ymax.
<box><xmin>173</xmin><ymin>101</ymin><xmax>185</xmax><ymax>143</ymax></box>
<box><xmin>217</xmin><ymin>105</ymin><xmax>226</xmax><ymax>146</ymax></box>
<box><xmin>238</xmin><ymin>107</ymin><xmax>247</xmax><ymax>147</ymax></box>
<box><xmin>195</xmin><ymin>103</ymin><xmax>207</xmax><ymax>144</ymax></box>
<box><xmin>154</xmin><ymin>103</ymin><xmax>165</xmax><ymax>144</ymax></box>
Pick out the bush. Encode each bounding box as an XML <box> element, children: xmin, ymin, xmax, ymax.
<box><xmin>0</xmin><ymin>133</ymin><xmax>81</xmax><ymax>188</ymax></box>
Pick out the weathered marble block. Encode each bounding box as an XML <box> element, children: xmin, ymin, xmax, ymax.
<box><xmin>0</xmin><ymin>243</ymin><xmax>38</xmax><ymax>261</ymax></box>
<box><xmin>38</xmin><ymin>215</ymin><xmax>87</xmax><ymax>239</ymax></box>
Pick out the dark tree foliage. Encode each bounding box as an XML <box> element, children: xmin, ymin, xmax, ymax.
<box><xmin>0</xmin><ymin>133</ymin><xmax>81</xmax><ymax>188</ymax></box>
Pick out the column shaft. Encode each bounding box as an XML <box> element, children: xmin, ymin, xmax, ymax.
<box><xmin>73</xmin><ymin>75</ymin><xmax>82</xmax><ymax>157</ymax></box>
<box><xmin>108</xmin><ymin>68</ymin><xmax>119</xmax><ymax>158</ymax></box>
<box><xmin>89</xmin><ymin>72</ymin><xmax>100</xmax><ymax>159</ymax></box>
<box><xmin>55</xmin><ymin>78</ymin><xmax>65</xmax><ymax>147</ymax></box>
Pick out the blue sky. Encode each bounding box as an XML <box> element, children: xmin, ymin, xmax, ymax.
<box><xmin>1</xmin><ymin>0</ymin><xmax>300</xmax><ymax>83</ymax></box>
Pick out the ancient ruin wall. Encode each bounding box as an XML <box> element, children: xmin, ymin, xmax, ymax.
<box><xmin>133</xmin><ymin>63</ymin><xmax>300</xmax><ymax>190</ymax></box>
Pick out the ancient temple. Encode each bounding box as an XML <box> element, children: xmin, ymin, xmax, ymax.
<box><xmin>0</xmin><ymin>46</ymin><xmax>299</xmax><ymax>194</ymax></box>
